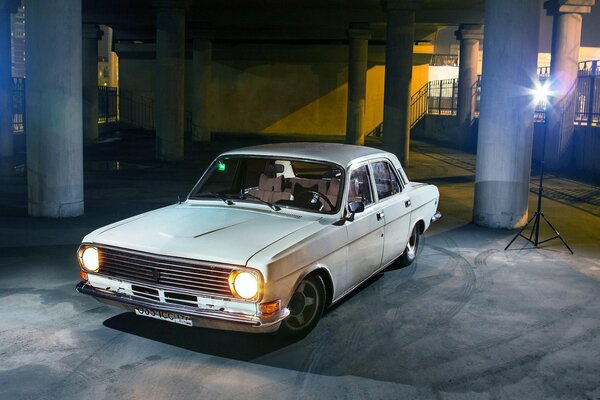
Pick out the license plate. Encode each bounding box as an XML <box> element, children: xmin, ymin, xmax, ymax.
<box><xmin>134</xmin><ymin>306</ymin><xmax>192</xmax><ymax>327</ymax></box>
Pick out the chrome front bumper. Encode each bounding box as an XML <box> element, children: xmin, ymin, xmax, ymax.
<box><xmin>76</xmin><ymin>281</ymin><xmax>289</xmax><ymax>333</ymax></box>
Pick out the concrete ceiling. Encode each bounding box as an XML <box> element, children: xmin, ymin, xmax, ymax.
<box><xmin>83</xmin><ymin>0</ymin><xmax>484</xmax><ymax>43</ymax></box>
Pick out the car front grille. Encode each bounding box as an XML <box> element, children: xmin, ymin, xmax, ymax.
<box><xmin>97</xmin><ymin>246</ymin><xmax>234</xmax><ymax>298</ymax></box>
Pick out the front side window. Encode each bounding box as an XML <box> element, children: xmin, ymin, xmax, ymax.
<box><xmin>372</xmin><ymin>161</ymin><xmax>401</xmax><ymax>200</ymax></box>
<box><xmin>189</xmin><ymin>157</ymin><xmax>344</xmax><ymax>214</ymax></box>
<box><xmin>347</xmin><ymin>164</ymin><xmax>373</xmax><ymax>206</ymax></box>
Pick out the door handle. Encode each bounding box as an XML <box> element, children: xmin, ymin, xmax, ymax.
<box><xmin>405</xmin><ymin>200</ymin><xmax>411</xmax><ymax>208</ymax></box>
<box><xmin>376</xmin><ymin>211</ymin><xmax>385</xmax><ymax>221</ymax></box>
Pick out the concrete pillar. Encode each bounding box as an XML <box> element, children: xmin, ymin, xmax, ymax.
<box><xmin>26</xmin><ymin>0</ymin><xmax>84</xmax><ymax>217</ymax></box>
<box><xmin>346</xmin><ymin>24</ymin><xmax>371</xmax><ymax>146</ymax></box>
<box><xmin>190</xmin><ymin>26</ymin><xmax>213</xmax><ymax>142</ymax></box>
<box><xmin>0</xmin><ymin>1</ymin><xmax>17</xmax><ymax>158</ymax></box>
<box><xmin>82</xmin><ymin>24</ymin><xmax>102</xmax><ymax>144</ymax></box>
<box><xmin>381</xmin><ymin>0</ymin><xmax>421</xmax><ymax>166</ymax></box>
<box><xmin>154</xmin><ymin>0</ymin><xmax>189</xmax><ymax>161</ymax></box>
<box><xmin>473</xmin><ymin>0</ymin><xmax>542</xmax><ymax>229</ymax></box>
<box><xmin>544</xmin><ymin>0</ymin><xmax>595</xmax><ymax>169</ymax></box>
<box><xmin>455</xmin><ymin>24</ymin><xmax>483</xmax><ymax>151</ymax></box>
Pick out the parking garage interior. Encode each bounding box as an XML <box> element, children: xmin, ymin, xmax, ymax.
<box><xmin>1</xmin><ymin>0</ymin><xmax>600</xmax><ymax>399</ymax></box>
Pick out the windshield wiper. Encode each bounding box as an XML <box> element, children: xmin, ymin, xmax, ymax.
<box><xmin>193</xmin><ymin>192</ymin><xmax>234</xmax><ymax>205</ymax></box>
<box><xmin>236</xmin><ymin>192</ymin><xmax>280</xmax><ymax>211</ymax></box>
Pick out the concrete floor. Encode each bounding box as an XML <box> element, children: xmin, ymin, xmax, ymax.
<box><xmin>1</xmin><ymin>135</ymin><xmax>600</xmax><ymax>400</ymax></box>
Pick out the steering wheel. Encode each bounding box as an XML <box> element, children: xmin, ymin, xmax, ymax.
<box><xmin>295</xmin><ymin>190</ymin><xmax>335</xmax><ymax>211</ymax></box>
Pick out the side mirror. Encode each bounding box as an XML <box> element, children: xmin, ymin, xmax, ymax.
<box><xmin>346</xmin><ymin>201</ymin><xmax>365</xmax><ymax>221</ymax></box>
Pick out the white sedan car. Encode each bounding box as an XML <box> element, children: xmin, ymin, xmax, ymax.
<box><xmin>76</xmin><ymin>143</ymin><xmax>441</xmax><ymax>337</ymax></box>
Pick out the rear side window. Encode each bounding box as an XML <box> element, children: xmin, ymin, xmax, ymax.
<box><xmin>372</xmin><ymin>161</ymin><xmax>401</xmax><ymax>200</ymax></box>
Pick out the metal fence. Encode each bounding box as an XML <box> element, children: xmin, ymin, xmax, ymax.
<box><xmin>575</xmin><ymin>60</ymin><xmax>599</xmax><ymax>126</ymax></box>
<box><xmin>119</xmin><ymin>90</ymin><xmax>155</xmax><ymax>131</ymax></box>
<box><xmin>427</xmin><ymin>78</ymin><xmax>458</xmax><ymax>116</ymax></box>
<box><xmin>430</xmin><ymin>54</ymin><xmax>459</xmax><ymax>67</ymax></box>
<box><xmin>12</xmin><ymin>78</ymin><xmax>25</xmax><ymax>133</ymax></box>
<box><xmin>98</xmin><ymin>86</ymin><xmax>118</xmax><ymax>124</ymax></box>
<box><xmin>424</xmin><ymin>61</ymin><xmax>600</xmax><ymax>126</ymax></box>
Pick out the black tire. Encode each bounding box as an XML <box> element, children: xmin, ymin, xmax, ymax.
<box><xmin>278</xmin><ymin>274</ymin><xmax>326</xmax><ymax>338</ymax></box>
<box><xmin>398</xmin><ymin>224</ymin><xmax>421</xmax><ymax>267</ymax></box>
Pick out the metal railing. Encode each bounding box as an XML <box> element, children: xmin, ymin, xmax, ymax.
<box><xmin>10</xmin><ymin>60</ymin><xmax>600</xmax><ymax>138</ymax></box>
<box><xmin>419</xmin><ymin>60</ymin><xmax>599</xmax><ymax>125</ymax></box>
<box><xmin>575</xmin><ymin>60</ymin><xmax>599</xmax><ymax>126</ymax></box>
<box><xmin>118</xmin><ymin>90</ymin><xmax>155</xmax><ymax>131</ymax></box>
<box><xmin>430</xmin><ymin>54</ymin><xmax>459</xmax><ymax>67</ymax></box>
<box><xmin>12</xmin><ymin>77</ymin><xmax>25</xmax><ymax>133</ymax></box>
<box><xmin>98</xmin><ymin>86</ymin><xmax>118</xmax><ymax>124</ymax></box>
<box><xmin>410</xmin><ymin>83</ymin><xmax>428</xmax><ymax>128</ymax></box>
<box><xmin>427</xmin><ymin>78</ymin><xmax>458</xmax><ymax>116</ymax></box>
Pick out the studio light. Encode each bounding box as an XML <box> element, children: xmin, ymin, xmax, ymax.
<box><xmin>531</xmin><ymin>80</ymin><xmax>552</xmax><ymax>106</ymax></box>
<box><xmin>505</xmin><ymin>78</ymin><xmax>573</xmax><ymax>254</ymax></box>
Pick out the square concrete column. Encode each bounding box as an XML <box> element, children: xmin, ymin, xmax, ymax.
<box><xmin>0</xmin><ymin>1</ymin><xmax>18</xmax><ymax>158</ymax></box>
<box><xmin>26</xmin><ymin>0</ymin><xmax>84</xmax><ymax>217</ymax></box>
<box><xmin>346</xmin><ymin>24</ymin><xmax>371</xmax><ymax>146</ymax></box>
<box><xmin>189</xmin><ymin>25</ymin><xmax>213</xmax><ymax>143</ymax></box>
<box><xmin>154</xmin><ymin>0</ymin><xmax>190</xmax><ymax>161</ymax></box>
<box><xmin>544</xmin><ymin>0</ymin><xmax>595</xmax><ymax>170</ymax></box>
<box><xmin>455</xmin><ymin>24</ymin><xmax>483</xmax><ymax>151</ymax></box>
<box><xmin>381</xmin><ymin>0</ymin><xmax>421</xmax><ymax>167</ymax></box>
<box><xmin>473</xmin><ymin>0</ymin><xmax>542</xmax><ymax>229</ymax></box>
<box><xmin>82</xmin><ymin>24</ymin><xmax>103</xmax><ymax>144</ymax></box>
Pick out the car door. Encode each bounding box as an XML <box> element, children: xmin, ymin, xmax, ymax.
<box><xmin>344</xmin><ymin>162</ymin><xmax>385</xmax><ymax>291</ymax></box>
<box><xmin>370</xmin><ymin>159</ymin><xmax>412</xmax><ymax>267</ymax></box>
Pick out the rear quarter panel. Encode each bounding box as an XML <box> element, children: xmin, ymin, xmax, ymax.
<box><xmin>406</xmin><ymin>182</ymin><xmax>440</xmax><ymax>232</ymax></box>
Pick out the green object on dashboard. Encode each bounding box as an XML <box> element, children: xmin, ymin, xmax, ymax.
<box><xmin>217</xmin><ymin>161</ymin><xmax>226</xmax><ymax>171</ymax></box>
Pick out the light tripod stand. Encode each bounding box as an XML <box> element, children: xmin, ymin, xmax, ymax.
<box><xmin>505</xmin><ymin>80</ymin><xmax>573</xmax><ymax>254</ymax></box>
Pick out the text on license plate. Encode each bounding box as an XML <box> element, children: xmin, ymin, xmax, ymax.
<box><xmin>134</xmin><ymin>306</ymin><xmax>192</xmax><ymax>327</ymax></box>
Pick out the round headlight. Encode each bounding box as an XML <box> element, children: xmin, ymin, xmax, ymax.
<box><xmin>231</xmin><ymin>271</ymin><xmax>258</xmax><ymax>299</ymax></box>
<box><xmin>81</xmin><ymin>247</ymin><xmax>99</xmax><ymax>272</ymax></box>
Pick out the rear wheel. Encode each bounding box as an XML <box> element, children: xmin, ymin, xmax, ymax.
<box><xmin>279</xmin><ymin>274</ymin><xmax>326</xmax><ymax>338</ymax></box>
<box><xmin>398</xmin><ymin>224</ymin><xmax>421</xmax><ymax>267</ymax></box>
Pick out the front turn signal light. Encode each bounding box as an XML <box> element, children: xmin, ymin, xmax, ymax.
<box><xmin>259</xmin><ymin>300</ymin><xmax>281</xmax><ymax>316</ymax></box>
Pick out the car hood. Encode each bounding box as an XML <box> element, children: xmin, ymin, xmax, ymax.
<box><xmin>84</xmin><ymin>203</ymin><xmax>322</xmax><ymax>266</ymax></box>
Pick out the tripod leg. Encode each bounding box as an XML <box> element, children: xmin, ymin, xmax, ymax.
<box><xmin>527</xmin><ymin>213</ymin><xmax>539</xmax><ymax>242</ymax></box>
<box><xmin>541</xmin><ymin>214</ymin><xmax>574</xmax><ymax>254</ymax></box>
<box><xmin>505</xmin><ymin>212</ymin><xmax>537</xmax><ymax>251</ymax></box>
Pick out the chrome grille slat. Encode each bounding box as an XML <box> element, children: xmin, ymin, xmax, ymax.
<box><xmin>102</xmin><ymin>254</ymin><xmax>229</xmax><ymax>283</ymax></box>
<box><xmin>98</xmin><ymin>246</ymin><xmax>233</xmax><ymax>297</ymax></box>
<box><xmin>158</xmin><ymin>273</ymin><xmax>229</xmax><ymax>289</ymax></box>
<box><xmin>102</xmin><ymin>253</ymin><xmax>231</xmax><ymax>276</ymax></box>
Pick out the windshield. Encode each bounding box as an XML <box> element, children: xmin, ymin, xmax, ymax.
<box><xmin>189</xmin><ymin>156</ymin><xmax>344</xmax><ymax>214</ymax></box>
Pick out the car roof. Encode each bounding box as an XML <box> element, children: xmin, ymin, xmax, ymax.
<box><xmin>220</xmin><ymin>142</ymin><xmax>393</xmax><ymax>167</ymax></box>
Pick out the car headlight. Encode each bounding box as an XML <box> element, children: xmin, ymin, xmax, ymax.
<box><xmin>229</xmin><ymin>270</ymin><xmax>259</xmax><ymax>300</ymax></box>
<box><xmin>79</xmin><ymin>246</ymin><xmax>100</xmax><ymax>272</ymax></box>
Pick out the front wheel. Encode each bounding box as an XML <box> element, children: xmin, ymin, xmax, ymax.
<box><xmin>398</xmin><ymin>224</ymin><xmax>421</xmax><ymax>267</ymax></box>
<box><xmin>278</xmin><ymin>274</ymin><xmax>326</xmax><ymax>338</ymax></box>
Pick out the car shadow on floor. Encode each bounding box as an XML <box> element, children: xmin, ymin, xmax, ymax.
<box><xmin>103</xmin><ymin>312</ymin><xmax>297</xmax><ymax>361</ymax></box>
<box><xmin>102</xmin><ymin>272</ymin><xmax>389</xmax><ymax>362</ymax></box>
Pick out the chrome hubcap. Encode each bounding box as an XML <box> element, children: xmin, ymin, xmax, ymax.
<box><xmin>406</xmin><ymin>229</ymin><xmax>417</xmax><ymax>258</ymax></box>
<box><xmin>286</xmin><ymin>280</ymin><xmax>319</xmax><ymax>330</ymax></box>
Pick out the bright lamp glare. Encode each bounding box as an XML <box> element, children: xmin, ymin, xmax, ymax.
<box><xmin>81</xmin><ymin>247</ymin><xmax>99</xmax><ymax>272</ymax></box>
<box><xmin>232</xmin><ymin>272</ymin><xmax>258</xmax><ymax>299</ymax></box>
<box><xmin>532</xmin><ymin>81</ymin><xmax>551</xmax><ymax>105</ymax></box>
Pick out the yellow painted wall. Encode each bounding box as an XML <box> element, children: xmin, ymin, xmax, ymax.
<box><xmin>119</xmin><ymin>43</ymin><xmax>430</xmax><ymax>136</ymax></box>
<box><xmin>261</xmin><ymin>63</ymin><xmax>428</xmax><ymax>137</ymax></box>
